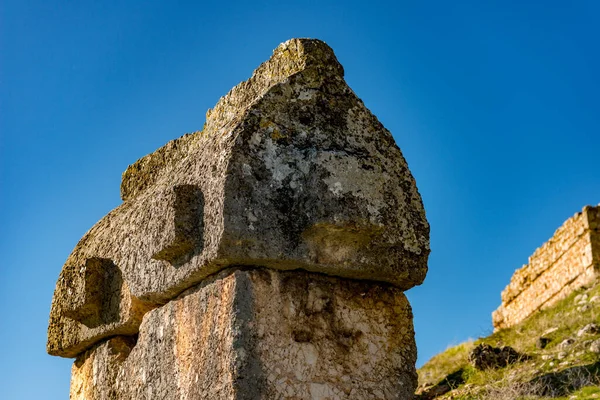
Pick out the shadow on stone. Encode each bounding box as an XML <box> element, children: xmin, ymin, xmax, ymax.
<box><xmin>64</xmin><ymin>258</ymin><xmax>123</xmax><ymax>328</ymax></box>
<box><xmin>152</xmin><ymin>184</ymin><xmax>205</xmax><ymax>267</ymax></box>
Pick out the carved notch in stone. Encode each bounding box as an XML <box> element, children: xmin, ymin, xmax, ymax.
<box><xmin>63</xmin><ymin>258</ymin><xmax>123</xmax><ymax>328</ymax></box>
<box><xmin>152</xmin><ymin>184</ymin><xmax>204</xmax><ymax>264</ymax></box>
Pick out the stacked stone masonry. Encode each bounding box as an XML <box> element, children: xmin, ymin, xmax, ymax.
<box><xmin>493</xmin><ymin>204</ymin><xmax>600</xmax><ymax>330</ymax></box>
<box><xmin>48</xmin><ymin>38</ymin><xmax>430</xmax><ymax>399</ymax></box>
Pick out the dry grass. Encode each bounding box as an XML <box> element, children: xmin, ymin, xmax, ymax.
<box><xmin>481</xmin><ymin>379</ymin><xmax>546</xmax><ymax>400</ymax></box>
<box><xmin>478</xmin><ymin>363</ymin><xmax>600</xmax><ymax>399</ymax></box>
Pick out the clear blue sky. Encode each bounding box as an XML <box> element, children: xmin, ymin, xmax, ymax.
<box><xmin>1</xmin><ymin>1</ymin><xmax>599</xmax><ymax>398</ymax></box>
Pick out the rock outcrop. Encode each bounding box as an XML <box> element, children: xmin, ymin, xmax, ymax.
<box><xmin>48</xmin><ymin>38</ymin><xmax>430</xmax><ymax>399</ymax></box>
<box><xmin>493</xmin><ymin>205</ymin><xmax>600</xmax><ymax>330</ymax></box>
<box><xmin>468</xmin><ymin>344</ymin><xmax>530</xmax><ymax>370</ymax></box>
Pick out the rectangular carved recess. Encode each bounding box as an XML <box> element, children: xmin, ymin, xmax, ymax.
<box><xmin>64</xmin><ymin>258</ymin><xmax>123</xmax><ymax>328</ymax></box>
<box><xmin>152</xmin><ymin>184</ymin><xmax>204</xmax><ymax>264</ymax></box>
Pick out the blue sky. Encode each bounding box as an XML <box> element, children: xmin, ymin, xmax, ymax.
<box><xmin>1</xmin><ymin>1</ymin><xmax>599</xmax><ymax>398</ymax></box>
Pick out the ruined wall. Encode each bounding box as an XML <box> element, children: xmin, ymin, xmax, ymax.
<box><xmin>493</xmin><ymin>205</ymin><xmax>600</xmax><ymax>330</ymax></box>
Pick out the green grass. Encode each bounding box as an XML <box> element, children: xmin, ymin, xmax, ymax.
<box><xmin>417</xmin><ymin>340</ymin><xmax>475</xmax><ymax>387</ymax></box>
<box><xmin>417</xmin><ymin>278</ymin><xmax>600</xmax><ymax>399</ymax></box>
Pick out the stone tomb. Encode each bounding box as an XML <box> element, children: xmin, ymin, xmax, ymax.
<box><xmin>48</xmin><ymin>38</ymin><xmax>430</xmax><ymax>399</ymax></box>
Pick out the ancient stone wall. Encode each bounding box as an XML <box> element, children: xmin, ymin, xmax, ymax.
<box><xmin>48</xmin><ymin>38</ymin><xmax>430</xmax><ymax>399</ymax></box>
<box><xmin>493</xmin><ymin>204</ymin><xmax>600</xmax><ymax>330</ymax></box>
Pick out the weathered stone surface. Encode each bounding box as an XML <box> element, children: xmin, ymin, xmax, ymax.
<box><xmin>577</xmin><ymin>323</ymin><xmax>599</xmax><ymax>337</ymax></box>
<box><xmin>558</xmin><ymin>338</ymin><xmax>575</xmax><ymax>350</ymax></box>
<box><xmin>70</xmin><ymin>268</ymin><xmax>418</xmax><ymax>399</ymax></box>
<box><xmin>590</xmin><ymin>339</ymin><xmax>600</xmax><ymax>353</ymax></box>
<box><xmin>493</xmin><ymin>204</ymin><xmax>600</xmax><ymax>330</ymax></box>
<box><xmin>70</xmin><ymin>336</ymin><xmax>136</xmax><ymax>400</ymax></box>
<box><xmin>48</xmin><ymin>38</ymin><xmax>429</xmax><ymax>357</ymax></box>
<box><xmin>47</xmin><ymin>257</ymin><xmax>151</xmax><ymax>357</ymax></box>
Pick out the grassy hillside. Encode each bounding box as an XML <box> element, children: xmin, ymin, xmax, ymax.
<box><xmin>417</xmin><ymin>278</ymin><xmax>600</xmax><ymax>399</ymax></box>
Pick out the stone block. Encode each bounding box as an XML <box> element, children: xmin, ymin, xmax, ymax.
<box><xmin>69</xmin><ymin>268</ymin><xmax>418</xmax><ymax>399</ymax></box>
<box><xmin>70</xmin><ymin>336</ymin><xmax>137</xmax><ymax>400</ymax></box>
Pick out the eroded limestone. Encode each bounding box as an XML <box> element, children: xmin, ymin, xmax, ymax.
<box><xmin>48</xmin><ymin>38</ymin><xmax>429</xmax><ymax>358</ymax></box>
<box><xmin>49</xmin><ymin>38</ymin><xmax>429</xmax><ymax>399</ymax></box>
<box><xmin>71</xmin><ymin>269</ymin><xmax>417</xmax><ymax>400</ymax></box>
